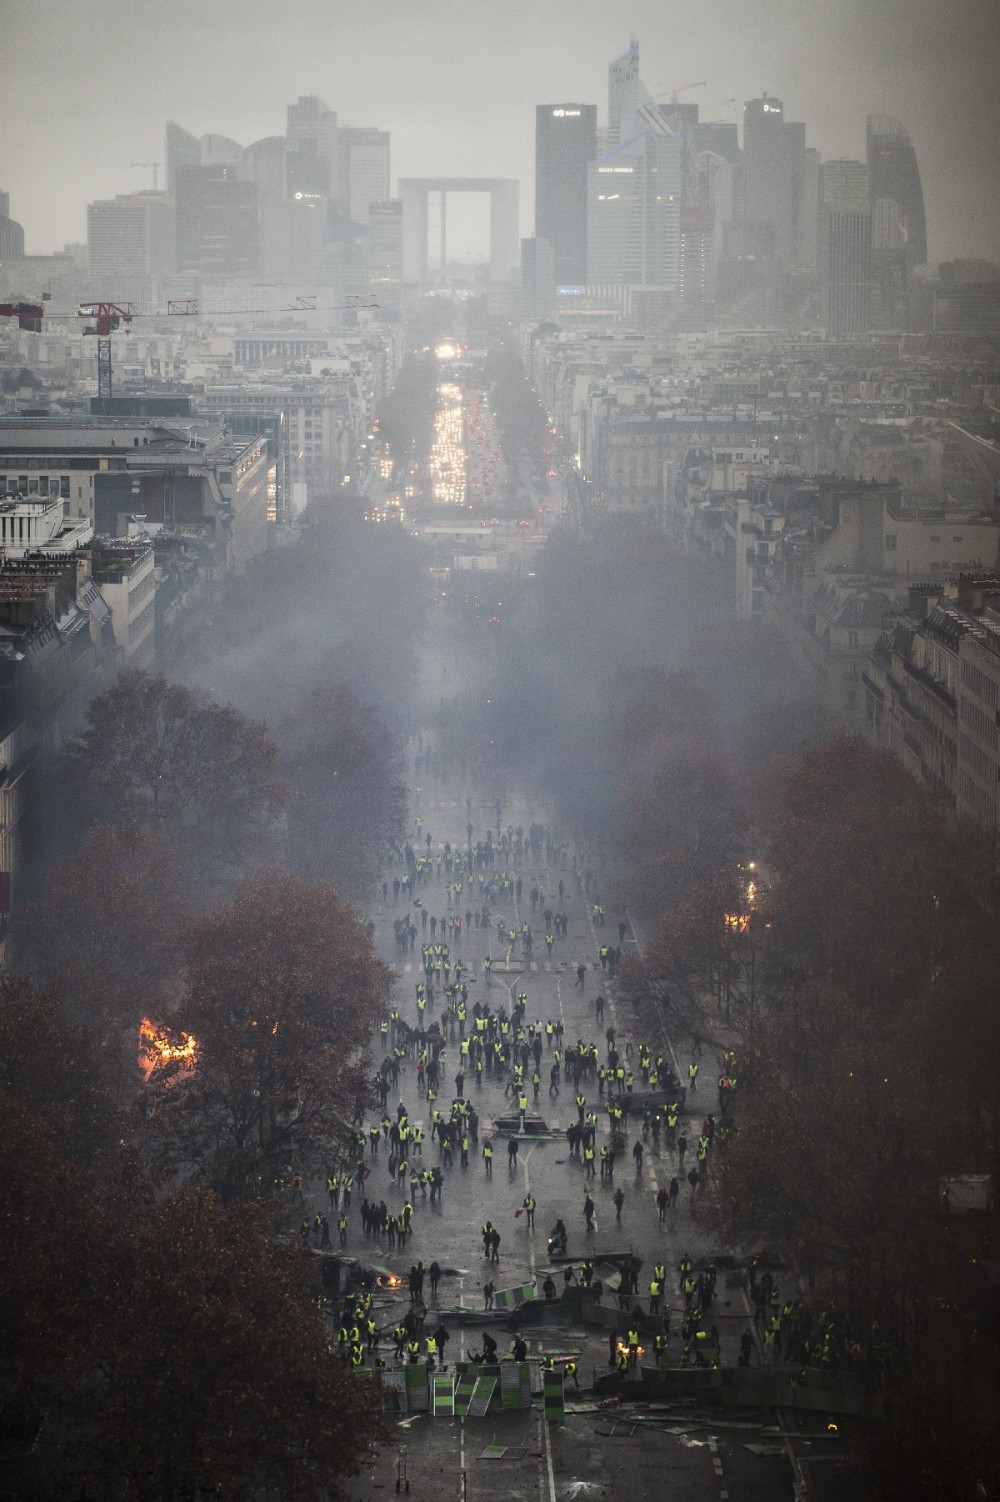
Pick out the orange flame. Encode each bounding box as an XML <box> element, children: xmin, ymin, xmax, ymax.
<box><xmin>139</xmin><ymin>1017</ymin><xmax>198</xmax><ymax>1081</ymax></box>
<box><xmin>724</xmin><ymin>912</ymin><xmax>750</xmax><ymax>933</ymax></box>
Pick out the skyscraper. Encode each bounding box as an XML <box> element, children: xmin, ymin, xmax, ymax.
<box><xmin>368</xmin><ymin>199</ymin><xmax>404</xmax><ymax>307</ymax></box>
<box><xmin>165</xmin><ymin>122</ymin><xmax>201</xmax><ymax>194</ymax></box>
<box><xmin>741</xmin><ymin>96</ymin><xmax>813</xmax><ymax>270</ymax></box>
<box><xmin>866</xmin><ymin>115</ymin><xmax>926</xmax><ymax>267</ymax></box>
<box><xmin>175</xmin><ymin>165</ymin><xmax>258</xmax><ymax>277</ymax></box>
<box><xmin>695</xmin><ymin>122</ymin><xmax>740</xmax><ymax>165</ymax></box>
<box><xmin>200</xmin><ymin>135</ymin><xmax>247</xmax><ymax>172</ymax></box>
<box><xmin>535</xmin><ymin>103</ymin><xmax>597</xmax><ymax>285</ymax></box>
<box><xmin>246</xmin><ymin>136</ymin><xmax>290</xmax><ymax>280</ymax></box>
<box><xmin>608</xmin><ymin>39</ymin><xmax>651</xmax><ymax>146</ymax></box>
<box><xmin>87</xmin><ymin>191</ymin><xmax>175</xmax><ymax>302</ymax></box>
<box><xmin>287</xmin><ymin>96</ymin><xmax>338</xmax><ymax>199</ymax></box>
<box><xmin>822</xmin><ymin>160</ymin><xmax>871</xmax><ymax>336</ymax></box>
<box><xmin>520</xmin><ymin>235</ymin><xmax>555</xmax><ymax>319</ymax></box>
<box><xmin>587</xmin><ymin>124</ymin><xmax>681</xmax><ymax>288</ymax></box>
<box><xmin>338</xmin><ymin>128</ymin><xmax>391</xmax><ymax>226</ymax></box>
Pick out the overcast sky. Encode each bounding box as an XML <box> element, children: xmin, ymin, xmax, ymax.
<box><xmin>2</xmin><ymin>0</ymin><xmax>998</xmax><ymax>267</ymax></box>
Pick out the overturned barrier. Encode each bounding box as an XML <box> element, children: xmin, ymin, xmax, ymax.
<box><xmin>364</xmin><ymin>1360</ymin><xmax>541</xmax><ymax>1415</ymax></box>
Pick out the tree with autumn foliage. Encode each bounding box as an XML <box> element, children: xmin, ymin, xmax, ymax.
<box><xmin>13</xmin><ymin>822</ymin><xmax>187</xmax><ymax>1061</ymax></box>
<box><xmin>621</xmin><ymin>865</ymin><xmax>764</xmax><ymax>1037</ymax></box>
<box><xmin>708</xmin><ymin>983</ymin><xmax>949</xmax><ymax>1297</ymax></box>
<box><xmin>65</xmin><ymin>669</ymin><xmax>288</xmax><ymax>894</ymax></box>
<box><xmin>0</xmin><ymin>1088</ymin><xmax>383</xmax><ymax>1500</ymax></box>
<box><xmin>143</xmin><ymin>867</ymin><xmax>390</xmax><ymax>1201</ymax></box>
<box><xmin>69</xmin><ymin>1187</ymin><xmax>384</xmax><ymax>1501</ymax></box>
<box><xmin>924</xmin><ymin>925</ymin><xmax>1000</xmax><ymax>1207</ymax></box>
<box><xmin>484</xmin><ymin>342</ymin><xmax>551</xmax><ymax>484</ymax></box>
<box><xmin>704</xmin><ymin>979</ymin><xmax>998</xmax><ymax>1502</ymax></box>
<box><xmin>618</xmin><ymin>670</ymin><xmax>747</xmax><ymax>918</ymax></box>
<box><xmin>0</xmin><ymin>976</ymin><xmax>124</xmax><ymax>1173</ymax></box>
<box><xmin>763</xmin><ymin>738</ymin><xmax>976</xmax><ymax>1015</ymax></box>
<box><xmin>377</xmin><ymin>349</ymin><xmax>438</xmax><ymax>473</ymax></box>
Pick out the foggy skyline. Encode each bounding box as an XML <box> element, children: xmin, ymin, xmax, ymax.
<box><xmin>3</xmin><ymin>0</ymin><xmax>999</xmax><ymax>267</ymax></box>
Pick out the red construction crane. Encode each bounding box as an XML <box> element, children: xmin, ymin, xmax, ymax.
<box><xmin>78</xmin><ymin>301</ymin><xmax>138</xmax><ymax>336</ymax></box>
<box><xmin>77</xmin><ymin>303</ymin><xmax>137</xmax><ymax>400</ymax></box>
<box><xmin>0</xmin><ymin>301</ymin><xmax>46</xmax><ymax>332</ymax></box>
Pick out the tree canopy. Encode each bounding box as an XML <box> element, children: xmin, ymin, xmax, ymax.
<box><xmin>67</xmin><ymin>670</ymin><xmax>288</xmax><ymax>892</ymax></box>
<box><xmin>143</xmin><ymin>867</ymin><xmax>390</xmax><ymax>1201</ymax></box>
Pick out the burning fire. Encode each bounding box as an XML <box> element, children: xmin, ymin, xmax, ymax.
<box><xmin>139</xmin><ymin>1017</ymin><xmax>198</xmax><ymax>1081</ymax></box>
<box><xmin>378</xmin><ymin>1273</ymin><xmax>405</xmax><ymax>1290</ymax></box>
<box><xmin>724</xmin><ymin>912</ymin><xmax>750</xmax><ymax>933</ymax></box>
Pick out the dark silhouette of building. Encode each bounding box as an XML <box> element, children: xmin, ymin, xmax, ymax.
<box><xmin>165</xmin><ymin>122</ymin><xmax>201</xmax><ymax>194</ymax></box>
<box><xmin>740</xmin><ymin>95</ymin><xmax>815</xmax><ymax>271</ymax></box>
<box><xmin>286</xmin><ymin>95</ymin><xmax>338</xmax><ymax>200</ymax></box>
<box><xmin>521</xmin><ymin>235</ymin><xmax>555</xmax><ymax>318</ymax></box>
<box><xmin>695</xmin><ymin>122</ymin><xmax>740</xmax><ymax>165</ymax></box>
<box><xmin>867</xmin><ymin>115</ymin><xmax>926</xmax><ymax>268</ymax></box>
<box><xmin>368</xmin><ymin>199</ymin><xmax>403</xmax><ymax>306</ymax></box>
<box><xmin>175</xmin><ymin>164</ymin><xmax>258</xmax><ymax>277</ymax></box>
<box><xmin>535</xmin><ymin>103</ymin><xmax>597</xmax><ymax>285</ymax></box>
<box><xmin>822</xmin><ymin>160</ymin><xmax>872</xmax><ymax>336</ymax></box>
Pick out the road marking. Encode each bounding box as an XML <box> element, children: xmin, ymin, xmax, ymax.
<box><xmin>540</xmin><ymin>1406</ymin><xmax>558</xmax><ymax>1502</ymax></box>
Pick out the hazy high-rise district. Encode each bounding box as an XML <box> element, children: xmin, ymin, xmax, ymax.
<box><xmin>1</xmin><ymin>13</ymin><xmax>1000</xmax><ymax>1502</ymax></box>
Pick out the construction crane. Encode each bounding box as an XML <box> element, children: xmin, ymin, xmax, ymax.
<box><xmin>4</xmin><ymin>293</ymin><xmax>378</xmax><ymax>399</ymax></box>
<box><xmin>79</xmin><ymin>301</ymin><xmax>138</xmax><ymax>336</ymax></box>
<box><xmin>131</xmin><ymin>162</ymin><xmax>162</xmax><ymax>191</ymax></box>
<box><xmin>0</xmin><ymin>301</ymin><xmax>46</xmax><ymax>332</ymax></box>
<box><xmin>165</xmin><ymin>294</ymin><xmax>378</xmax><ymax>317</ymax></box>
<box><xmin>653</xmin><ymin>81</ymin><xmax>707</xmax><ymax>105</ymax></box>
<box><xmin>78</xmin><ymin>302</ymin><xmax>137</xmax><ymax>400</ymax></box>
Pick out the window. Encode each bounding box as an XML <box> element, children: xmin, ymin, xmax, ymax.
<box><xmin>885</xmin><ymin>534</ymin><xmax>897</xmax><ymax>550</ymax></box>
<box><xmin>60</xmin><ymin>476</ymin><xmax>70</xmax><ymax>499</ymax></box>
